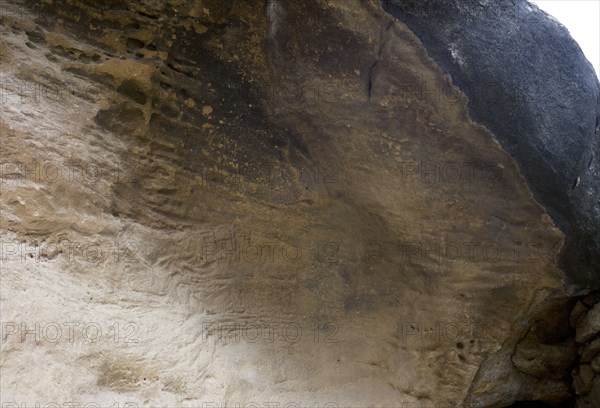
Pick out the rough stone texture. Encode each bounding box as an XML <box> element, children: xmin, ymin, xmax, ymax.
<box><xmin>380</xmin><ymin>1</ymin><xmax>600</xmax><ymax>405</ymax></box>
<box><xmin>464</xmin><ymin>298</ymin><xmax>578</xmax><ymax>406</ymax></box>
<box><xmin>512</xmin><ymin>337</ymin><xmax>576</xmax><ymax>380</ymax></box>
<box><xmin>592</xmin><ymin>355</ymin><xmax>600</xmax><ymax>373</ymax></box>
<box><xmin>0</xmin><ymin>0</ymin><xmax>595</xmax><ymax>407</ymax></box>
<box><xmin>582</xmin><ymin>292</ymin><xmax>600</xmax><ymax>307</ymax></box>
<box><xmin>576</xmin><ymin>376</ymin><xmax>600</xmax><ymax>408</ymax></box>
<box><xmin>571</xmin><ymin>301</ymin><xmax>590</xmax><ymax>329</ymax></box>
<box><xmin>581</xmin><ymin>338</ymin><xmax>600</xmax><ymax>363</ymax></box>
<box><xmin>569</xmin><ymin>296</ymin><xmax>600</xmax><ymax>407</ymax></box>
<box><xmin>382</xmin><ymin>0</ymin><xmax>600</xmax><ymax>292</ymax></box>
<box><xmin>576</xmin><ymin>303</ymin><xmax>600</xmax><ymax>343</ymax></box>
<box><xmin>463</xmin><ymin>343</ymin><xmax>571</xmax><ymax>408</ymax></box>
<box><xmin>572</xmin><ymin>364</ymin><xmax>595</xmax><ymax>396</ymax></box>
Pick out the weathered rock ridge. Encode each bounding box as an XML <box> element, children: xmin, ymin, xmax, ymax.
<box><xmin>0</xmin><ymin>0</ymin><xmax>597</xmax><ymax>407</ymax></box>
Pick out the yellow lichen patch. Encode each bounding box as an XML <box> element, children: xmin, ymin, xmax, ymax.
<box><xmin>202</xmin><ymin>105</ymin><xmax>213</xmax><ymax>116</ymax></box>
<box><xmin>45</xmin><ymin>32</ymin><xmax>86</xmax><ymax>53</ymax></box>
<box><xmin>75</xmin><ymin>59</ymin><xmax>155</xmax><ymax>89</ymax></box>
<box><xmin>193</xmin><ymin>22</ymin><xmax>209</xmax><ymax>34</ymax></box>
<box><xmin>71</xmin><ymin>58</ymin><xmax>157</xmax><ymax>125</ymax></box>
<box><xmin>187</xmin><ymin>1</ymin><xmax>206</xmax><ymax>19</ymax></box>
<box><xmin>129</xmin><ymin>29</ymin><xmax>154</xmax><ymax>45</ymax></box>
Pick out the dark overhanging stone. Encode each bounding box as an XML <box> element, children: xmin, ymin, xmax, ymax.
<box><xmin>382</xmin><ymin>0</ymin><xmax>600</xmax><ymax>291</ymax></box>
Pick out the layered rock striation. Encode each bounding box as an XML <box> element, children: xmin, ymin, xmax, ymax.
<box><xmin>0</xmin><ymin>0</ymin><xmax>597</xmax><ymax>406</ymax></box>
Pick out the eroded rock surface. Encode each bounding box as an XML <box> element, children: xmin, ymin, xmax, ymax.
<box><xmin>380</xmin><ymin>2</ymin><xmax>600</xmax><ymax>405</ymax></box>
<box><xmin>0</xmin><ymin>0</ymin><xmax>596</xmax><ymax>407</ymax></box>
<box><xmin>382</xmin><ymin>0</ymin><xmax>600</xmax><ymax>291</ymax></box>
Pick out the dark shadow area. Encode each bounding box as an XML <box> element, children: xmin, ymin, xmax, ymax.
<box><xmin>505</xmin><ymin>401</ymin><xmax>573</xmax><ymax>408</ymax></box>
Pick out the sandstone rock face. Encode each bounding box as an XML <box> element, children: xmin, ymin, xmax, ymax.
<box><xmin>383</xmin><ymin>0</ymin><xmax>600</xmax><ymax>291</ymax></box>
<box><xmin>0</xmin><ymin>0</ymin><xmax>597</xmax><ymax>407</ymax></box>
<box><xmin>380</xmin><ymin>2</ymin><xmax>600</xmax><ymax>405</ymax></box>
